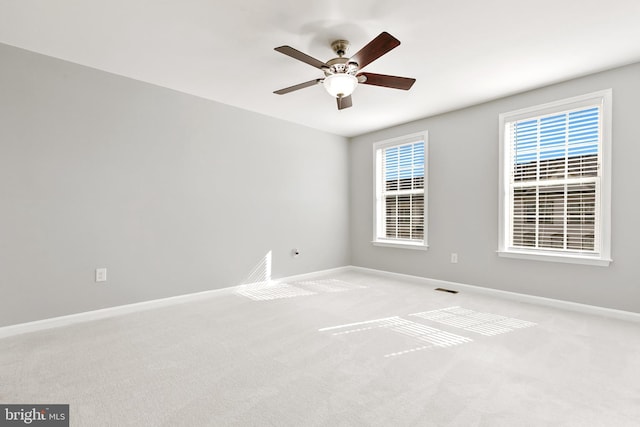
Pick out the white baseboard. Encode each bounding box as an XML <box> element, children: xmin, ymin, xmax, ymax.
<box><xmin>0</xmin><ymin>287</ymin><xmax>237</xmax><ymax>340</ymax></box>
<box><xmin>0</xmin><ymin>265</ymin><xmax>352</xmax><ymax>339</ymax></box>
<box><xmin>349</xmin><ymin>266</ymin><xmax>640</xmax><ymax>323</ymax></box>
<box><xmin>274</xmin><ymin>265</ymin><xmax>353</xmax><ymax>283</ymax></box>
<box><xmin>2</xmin><ymin>264</ymin><xmax>637</xmax><ymax>339</ymax></box>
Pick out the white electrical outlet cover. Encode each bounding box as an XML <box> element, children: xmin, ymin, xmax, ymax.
<box><xmin>96</xmin><ymin>268</ymin><xmax>107</xmax><ymax>282</ymax></box>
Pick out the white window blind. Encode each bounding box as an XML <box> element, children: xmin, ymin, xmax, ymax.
<box><xmin>510</xmin><ymin>106</ymin><xmax>599</xmax><ymax>252</ymax></box>
<box><xmin>374</xmin><ymin>132</ymin><xmax>427</xmax><ymax>248</ymax></box>
<box><xmin>499</xmin><ymin>90</ymin><xmax>612</xmax><ymax>265</ymax></box>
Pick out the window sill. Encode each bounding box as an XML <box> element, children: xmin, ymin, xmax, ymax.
<box><xmin>497</xmin><ymin>250</ymin><xmax>611</xmax><ymax>267</ymax></box>
<box><xmin>372</xmin><ymin>240</ymin><xmax>429</xmax><ymax>251</ymax></box>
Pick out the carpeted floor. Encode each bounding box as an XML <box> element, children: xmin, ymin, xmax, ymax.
<box><xmin>1</xmin><ymin>270</ymin><xmax>639</xmax><ymax>426</ymax></box>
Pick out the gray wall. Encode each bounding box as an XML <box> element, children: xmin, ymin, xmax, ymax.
<box><xmin>350</xmin><ymin>62</ymin><xmax>640</xmax><ymax>314</ymax></box>
<box><xmin>0</xmin><ymin>44</ymin><xmax>350</xmax><ymax>327</ymax></box>
<box><xmin>2</xmin><ymin>42</ymin><xmax>638</xmax><ymax>328</ymax></box>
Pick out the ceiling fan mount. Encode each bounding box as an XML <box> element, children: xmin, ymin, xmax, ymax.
<box><xmin>330</xmin><ymin>39</ymin><xmax>350</xmax><ymax>57</ymax></box>
<box><xmin>273</xmin><ymin>32</ymin><xmax>416</xmax><ymax>110</ymax></box>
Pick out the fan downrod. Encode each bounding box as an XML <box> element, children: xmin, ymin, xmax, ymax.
<box><xmin>330</xmin><ymin>40</ymin><xmax>349</xmax><ymax>57</ymax></box>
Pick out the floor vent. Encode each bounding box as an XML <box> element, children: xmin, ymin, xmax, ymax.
<box><xmin>434</xmin><ymin>288</ymin><xmax>458</xmax><ymax>294</ymax></box>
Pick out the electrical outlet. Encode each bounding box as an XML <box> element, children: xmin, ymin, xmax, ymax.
<box><xmin>450</xmin><ymin>253</ymin><xmax>458</xmax><ymax>264</ymax></box>
<box><xmin>95</xmin><ymin>268</ymin><xmax>107</xmax><ymax>282</ymax></box>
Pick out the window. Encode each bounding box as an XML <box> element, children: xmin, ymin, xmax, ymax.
<box><xmin>373</xmin><ymin>132</ymin><xmax>428</xmax><ymax>249</ymax></box>
<box><xmin>498</xmin><ymin>90</ymin><xmax>612</xmax><ymax>266</ymax></box>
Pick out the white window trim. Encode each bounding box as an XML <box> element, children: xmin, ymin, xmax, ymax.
<box><xmin>498</xmin><ymin>89</ymin><xmax>612</xmax><ymax>266</ymax></box>
<box><xmin>372</xmin><ymin>131</ymin><xmax>429</xmax><ymax>250</ymax></box>
<box><xmin>372</xmin><ymin>240</ymin><xmax>430</xmax><ymax>251</ymax></box>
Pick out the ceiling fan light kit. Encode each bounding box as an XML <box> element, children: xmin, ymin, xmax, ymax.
<box><xmin>323</xmin><ymin>73</ymin><xmax>358</xmax><ymax>98</ymax></box>
<box><xmin>274</xmin><ymin>32</ymin><xmax>416</xmax><ymax>110</ymax></box>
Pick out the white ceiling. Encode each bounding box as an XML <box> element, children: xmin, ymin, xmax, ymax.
<box><xmin>1</xmin><ymin>0</ymin><xmax>639</xmax><ymax>137</ymax></box>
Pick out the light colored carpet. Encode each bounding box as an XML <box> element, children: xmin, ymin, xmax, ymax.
<box><xmin>1</xmin><ymin>271</ymin><xmax>639</xmax><ymax>426</ymax></box>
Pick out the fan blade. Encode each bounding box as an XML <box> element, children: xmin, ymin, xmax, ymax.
<box><xmin>349</xmin><ymin>32</ymin><xmax>400</xmax><ymax>70</ymax></box>
<box><xmin>358</xmin><ymin>73</ymin><xmax>416</xmax><ymax>90</ymax></box>
<box><xmin>274</xmin><ymin>79</ymin><xmax>323</xmax><ymax>95</ymax></box>
<box><xmin>337</xmin><ymin>95</ymin><xmax>353</xmax><ymax>110</ymax></box>
<box><xmin>274</xmin><ymin>46</ymin><xmax>328</xmax><ymax>70</ymax></box>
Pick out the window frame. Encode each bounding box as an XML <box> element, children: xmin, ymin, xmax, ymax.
<box><xmin>498</xmin><ymin>89</ymin><xmax>612</xmax><ymax>266</ymax></box>
<box><xmin>372</xmin><ymin>131</ymin><xmax>429</xmax><ymax>250</ymax></box>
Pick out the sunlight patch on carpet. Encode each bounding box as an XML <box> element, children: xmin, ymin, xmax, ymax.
<box><xmin>319</xmin><ymin>316</ymin><xmax>472</xmax><ymax>358</ymax></box>
<box><xmin>289</xmin><ymin>279</ymin><xmax>367</xmax><ymax>293</ymax></box>
<box><xmin>235</xmin><ymin>282</ymin><xmax>316</xmax><ymax>301</ymax></box>
<box><xmin>235</xmin><ymin>279</ymin><xmax>366</xmax><ymax>301</ymax></box>
<box><xmin>410</xmin><ymin>306</ymin><xmax>537</xmax><ymax>336</ymax></box>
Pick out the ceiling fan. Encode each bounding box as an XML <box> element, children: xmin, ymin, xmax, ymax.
<box><xmin>273</xmin><ymin>32</ymin><xmax>416</xmax><ymax>110</ymax></box>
